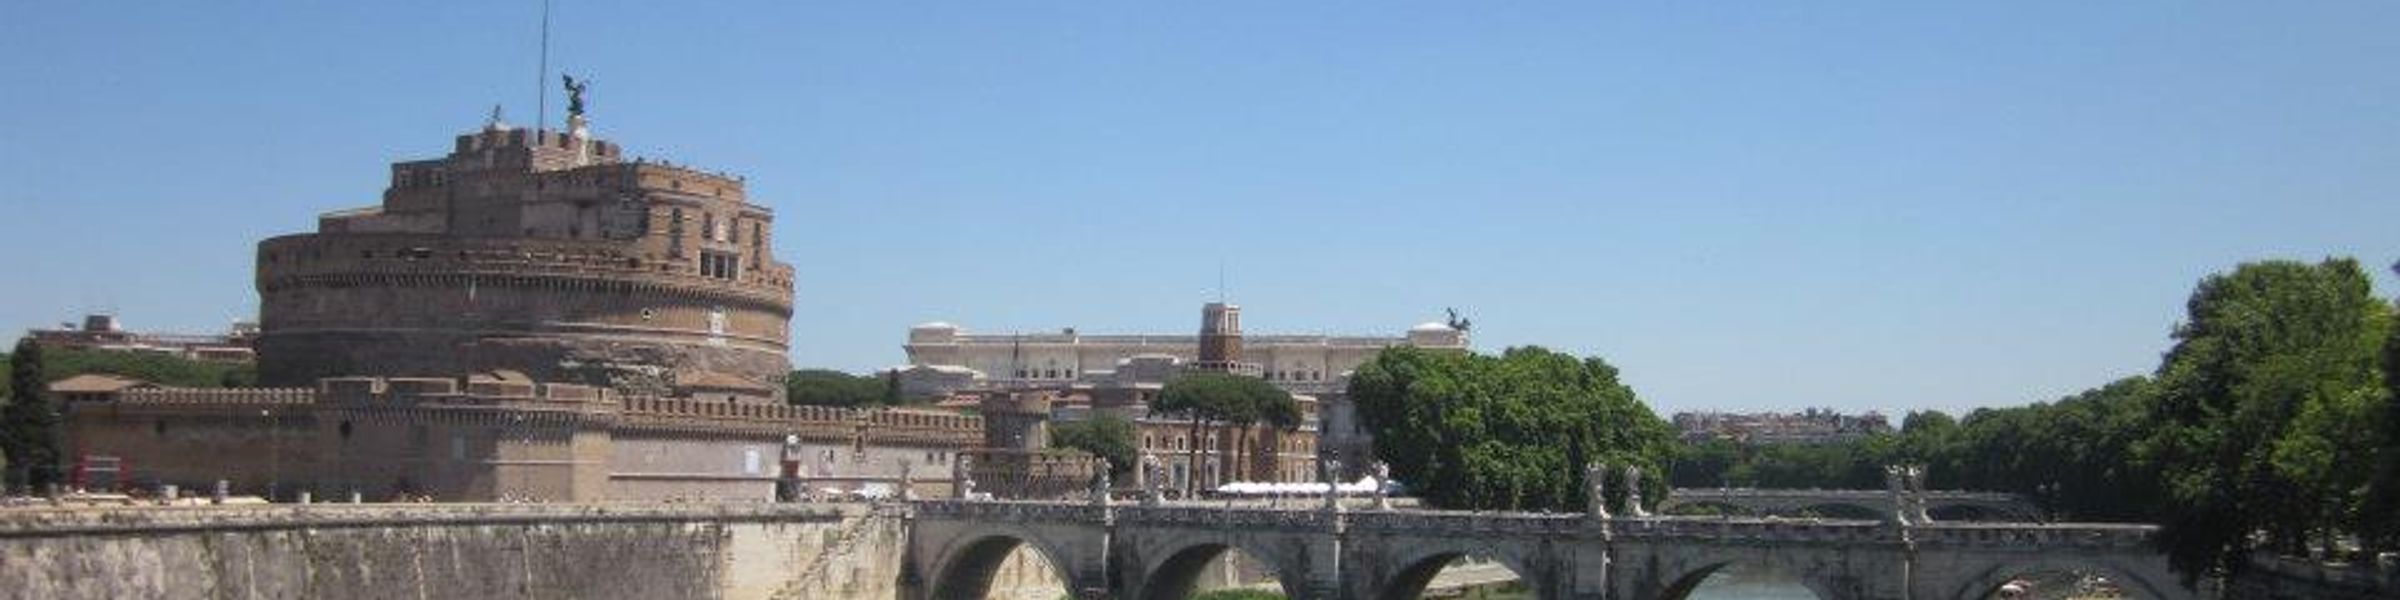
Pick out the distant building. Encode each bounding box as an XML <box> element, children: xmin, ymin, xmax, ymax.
<box><xmin>1672</xmin><ymin>409</ymin><xmax>1893</xmax><ymax>445</ymax></box>
<box><xmin>897</xmin><ymin>306</ymin><xmax>1467</xmax><ymax>397</ymax></box>
<box><xmin>27</xmin><ymin>314</ymin><xmax>258</xmax><ymax>363</ymax></box>
<box><xmin>937</xmin><ymin>302</ymin><xmax>1454</xmax><ymax>497</ymax></box>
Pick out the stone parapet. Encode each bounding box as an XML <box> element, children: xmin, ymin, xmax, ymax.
<box><xmin>611</xmin><ymin>398</ymin><xmax>981</xmax><ymax>447</ymax></box>
<box><xmin>0</xmin><ymin>502</ymin><xmax>866</xmax><ymax>538</ymax></box>
<box><xmin>114</xmin><ymin>388</ymin><xmax>315</xmax><ymax>406</ymax></box>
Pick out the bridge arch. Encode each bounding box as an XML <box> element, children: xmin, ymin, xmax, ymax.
<box><xmin>1133</xmin><ymin>538</ymin><xmax>1302</xmax><ymax>600</ymax></box>
<box><xmin>1656</xmin><ymin>560</ymin><xmax>1840</xmax><ymax>600</ymax></box>
<box><xmin>1950</xmin><ymin>556</ymin><xmax>2180</xmax><ymax>600</ymax></box>
<box><xmin>1378</xmin><ymin>541</ymin><xmax>1545</xmax><ymax>600</ymax></box>
<box><xmin>923</xmin><ymin>525</ymin><xmax>1082</xmax><ymax>600</ymax></box>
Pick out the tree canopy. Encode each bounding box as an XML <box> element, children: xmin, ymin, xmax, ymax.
<box><xmin>1051</xmin><ymin>414</ymin><xmax>1139</xmax><ymax>477</ymax></box>
<box><xmin>1155</xmin><ymin>372</ymin><xmax>1293</xmax><ymax>428</ymax></box>
<box><xmin>784</xmin><ymin>369</ymin><xmax>901</xmax><ymax>407</ymax></box>
<box><xmin>2141</xmin><ymin>258</ymin><xmax>2391</xmax><ymax>577</ymax></box>
<box><xmin>38</xmin><ymin>346</ymin><xmax>255</xmax><ymax>388</ymax></box>
<box><xmin>1349</xmin><ymin>345</ymin><xmax>1673</xmax><ymax>512</ymax></box>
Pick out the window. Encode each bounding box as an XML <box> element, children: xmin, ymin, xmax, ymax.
<box><xmin>699</xmin><ymin>251</ymin><xmax>740</xmax><ymax>279</ymax></box>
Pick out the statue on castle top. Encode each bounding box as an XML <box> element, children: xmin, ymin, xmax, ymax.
<box><xmin>562</xmin><ymin>74</ymin><xmax>589</xmax><ymax>117</ymax></box>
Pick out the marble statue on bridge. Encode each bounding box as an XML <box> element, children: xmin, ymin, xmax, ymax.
<box><xmin>1585</xmin><ymin>461</ymin><xmax>1610</xmax><ymax>519</ymax></box>
<box><xmin>1623</xmin><ymin>465</ymin><xmax>1650</xmax><ymax>517</ymax></box>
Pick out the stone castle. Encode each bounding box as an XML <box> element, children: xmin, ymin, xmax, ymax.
<box><xmin>256</xmin><ymin>111</ymin><xmax>792</xmax><ymax>401</ymax></box>
<box><xmin>58</xmin><ymin>107</ymin><xmax>979</xmax><ymax>502</ymax></box>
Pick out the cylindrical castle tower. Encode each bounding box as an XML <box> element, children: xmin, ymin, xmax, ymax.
<box><xmin>254</xmin><ymin>118</ymin><xmax>794</xmax><ymax>401</ymax></box>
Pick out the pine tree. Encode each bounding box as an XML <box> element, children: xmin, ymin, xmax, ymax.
<box><xmin>2</xmin><ymin>338</ymin><xmax>60</xmax><ymax>491</ymax></box>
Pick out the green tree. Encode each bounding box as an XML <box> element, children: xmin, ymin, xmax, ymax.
<box><xmin>1667</xmin><ymin>438</ymin><xmax>1743</xmax><ymax>488</ymax></box>
<box><xmin>2142</xmin><ymin>259</ymin><xmax>2391</xmax><ymax>578</ymax></box>
<box><xmin>1051</xmin><ymin>414</ymin><xmax>1139</xmax><ymax>477</ymax></box>
<box><xmin>1350</xmin><ymin>346</ymin><xmax>1673</xmax><ymax>512</ymax></box>
<box><xmin>2363</xmin><ymin>261</ymin><xmax>2400</xmax><ymax>550</ymax></box>
<box><xmin>1895</xmin><ymin>410</ymin><xmax>1958</xmax><ymax>470</ymax></box>
<box><xmin>39</xmin><ymin>347</ymin><xmax>253</xmax><ymax>389</ymax></box>
<box><xmin>2</xmin><ymin>339</ymin><xmax>61</xmax><ymax>490</ymax></box>
<box><xmin>784</xmin><ymin>369</ymin><xmax>895</xmax><ymax>407</ymax></box>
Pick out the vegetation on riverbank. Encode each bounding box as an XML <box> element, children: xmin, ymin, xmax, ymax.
<box><xmin>1667</xmin><ymin>258</ymin><xmax>2400</xmax><ymax>582</ymax></box>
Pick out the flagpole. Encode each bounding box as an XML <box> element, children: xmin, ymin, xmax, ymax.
<box><xmin>535</xmin><ymin>0</ymin><xmax>552</xmax><ymax>132</ymax></box>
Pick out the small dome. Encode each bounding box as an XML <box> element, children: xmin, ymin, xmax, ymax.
<box><xmin>911</xmin><ymin>321</ymin><xmax>958</xmax><ymax>331</ymax></box>
<box><xmin>1410</xmin><ymin>322</ymin><xmax>1455</xmax><ymax>333</ymax></box>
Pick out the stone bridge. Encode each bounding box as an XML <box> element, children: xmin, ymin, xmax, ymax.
<box><xmin>904</xmin><ymin>500</ymin><xmax>2190</xmax><ymax>600</ymax></box>
<box><xmin>1657</xmin><ymin>489</ymin><xmax>2041</xmax><ymax>522</ymax></box>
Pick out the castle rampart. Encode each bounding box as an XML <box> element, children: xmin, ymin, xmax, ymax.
<box><xmin>62</xmin><ymin>375</ymin><xmax>983</xmax><ymax>503</ymax></box>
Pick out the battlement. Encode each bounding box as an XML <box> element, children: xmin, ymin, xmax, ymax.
<box><xmin>612</xmin><ymin>396</ymin><xmax>982</xmax><ymax>446</ymax></box>
<box><xmin>626</xmin><ymin>161</ymin><xmax>749</xmax><ymax>203</ymax></box>
<box><xmin>111</xmin><ymin>387</ymin><xmax>315</xmax><ymax>406</ymax></box>
<box><xmin>317</xmin><ymin>376</ymin><xmax>616</xmax><ymax>410</ymax></box>
<box><xmin>452</xmin><ymin>127</ymin><xmax>625</xmax><ymax>162</ymax></box>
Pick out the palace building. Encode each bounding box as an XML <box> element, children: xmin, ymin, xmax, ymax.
<box><xmin>897</xmin><ymin>305</ymin><xmax>1468</xmax><ymax>397</ymax></box>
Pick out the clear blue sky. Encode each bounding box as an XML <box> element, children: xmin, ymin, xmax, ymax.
<box><xmin>3</xmin><ymin>3</ymin><xmax>2393</xmax><ymax>417</ymax></box>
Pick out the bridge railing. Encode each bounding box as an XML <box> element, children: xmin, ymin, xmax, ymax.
<box><xmin>1116</xmin><ymin>505</ymin><xmax>1335</xmax><ymax>529</ymax></box>
<box><xmin>912</xmin><ymin>499</ymin><xmax>1106</xmax><ymax>523</ymax></box>
<box><xmin>1345</xmin><ymin>510</ymin><xmax>1584</xmax><ymax>536</ymax></box>
<box><xmin>1913</xmin><ymin>522</ymin><xmax>2157</xmax><ymax>549</ymax></box>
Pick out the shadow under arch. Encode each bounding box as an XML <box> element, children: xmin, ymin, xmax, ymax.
<box><xmin>1381</xmin><ymin>550</ymin><xmax>1537</xmax><ymax>600</ymax></box>
<box><xmin>1659</xmin><ymin>561</ymin><xmax>1835</xmax><ymax>600</ymax></box>
<box><xmin>926</xmin><ymin>532</ymin><xmax>1075</xmax><ymax>600</ymax></box>
<box><xmin>1138</xmin><ymin>542</ymin><xmax>1294</xmax><ymax>600</ymax></box>
<box><xmin>1953</xmin><ymin>559</ymin><xmax>2177</xmax><ymax>600</ymax></box>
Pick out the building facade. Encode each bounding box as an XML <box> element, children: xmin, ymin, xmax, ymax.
<box><xmin>1672</xmin><ymin>409</ymin><xmax>1893</xmax><ymax>445</ymax></box>
<box><xmin>898</xmin><ymin>308</ymin><xmax>1467</xmax><ymax>397</ymax></box>
<box><xmin>28</xmin><ymin>314</ymin><xmax>257</xmax><ymax>363</ymax></box>
<box><xmin>59</xmin><ymin>375</ymin><xmax>978</xmax><ymax>502</ymax></box>
<box><xmin>254</xmin><ymin>113</ymin><xmax>793</xmax><ymax>401</ymax></box>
